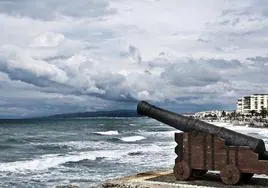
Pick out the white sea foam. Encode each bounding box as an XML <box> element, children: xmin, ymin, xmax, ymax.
<box><xmin>209</xmin><ymin>121</ymin><xmax>234</xmax><ymax>127</ymax></box>
<box><xmin>0</xmin><ymin>150</ymin><xmax>125</xmax><ymax>173</ymax></box>
<box><xmin>141</xmin><ymin>130</ymin><xmax>180</xmax><ymax>138</ymax></box>
<box><xmin>226</xmin><ymin>125</ymin><xmax>268</xmax><ymax>137</ymax></box>
<box><xmin>209</xmin><ymin>121</ymin><xmax>268</xmax><ymax>145</ymax></box>
<box><xmin>32</xmin><ymin>141</ymin><xmax>95</xmax><ymax>151</ymax></box>
<box><xmin>94</xmin><ymin>130</ymin><xmax>119</xmax><ymax>135</ymax></box>
<box><xmin>0</xmin><ymin>153</ymin><xmax>95</xmax><ymax>173</ymax></box>
<box><xmin>0</xmin><ymin>143</ymin><xmax>167</xmax><ymax>173</ymax></box>
<box><xmin>120</xmin><ymin>136</ymin><xmax>146</xmax><ymax>142</ymax></box>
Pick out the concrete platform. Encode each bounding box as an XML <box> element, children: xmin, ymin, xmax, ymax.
<box><xmin>102</xmin><ymin>171</ymin><xmax>268</xmax><ymax>188</ymax></box>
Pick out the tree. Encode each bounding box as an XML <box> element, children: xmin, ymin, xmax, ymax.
<box><xmin>260</xmin><ymin>107</ymin><xmax>268</xmax><ymax>118</ymax></box>
<box><xmin>249</xmin><ymin>110</ymin><xmax>256</xmax><ymax>117</ymax></box>
<box><xmin>221</xmin><ymin>111</ymin><xmax>226</xmax><ymax>117</ymax></box>
<box><xmin>232</xmin><ymin>111</ymin><xmax>236</xmax><ymax>117</ymax></box>
<box><xmin>227</xmin><ymin>111</ymin><xmax>236</xmax><ymax>120</ymax></box>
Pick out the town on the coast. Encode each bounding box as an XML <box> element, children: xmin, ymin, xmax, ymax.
<box><xmin>193</xmin><ymin>94</ymin><xmax>268</xmax><ymax>128</ymax></box>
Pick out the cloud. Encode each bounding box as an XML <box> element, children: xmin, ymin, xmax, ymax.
<box><xmin>0</xmin><ymin>45</ymin><xmax>68</xmax><ymax>87</ymax></box>
<box><xmin>161</xmin><ymin>60</ymin><xmax>222</xmax><ymax>87</ymax></box>
<box><xmin>28</xmin><ymin>32</ymin><xmax>89</xmax><ymax>61</ymax></box>
<box><xmin>1</xmin><ymin>0</ymin><xmax>268</xmax><ymax>117</ymax></box>
<box><xmin>246</xmin><ymin>54</ymin><xmax>268</xmax><ymax>63</ymax></box>
<box><xmin>120</xmin><ymin>45</ymin><xmax>142</xmax><ymax>63</ymax></box>
<box><xmin>0</xmin><ymin>0</ymin><xmax>116</xmax><ymax>20</ymax></box>
<box><xmin>30</xmin><ymin>32</ymin><xmax>65</xmax><ymax>47</ymax></box>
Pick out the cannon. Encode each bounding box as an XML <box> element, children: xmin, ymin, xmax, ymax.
<box><xmin>137</xmin><ymin>101</ymin><xmax>268</xmax><ymax>185</ymax></box>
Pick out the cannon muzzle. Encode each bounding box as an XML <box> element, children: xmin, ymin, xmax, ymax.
<box><xmin>137</xmin><ymin>101</ymin><xmax>268</xmax><ymax>159</ymax></box>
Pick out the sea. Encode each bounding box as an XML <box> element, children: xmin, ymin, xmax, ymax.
<box><xmin>1</xmin><ymin>117</ymin><xmax>268</xmax><ymax>188</ymax></box>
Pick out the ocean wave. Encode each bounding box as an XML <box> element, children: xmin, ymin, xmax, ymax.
<box><xmin>127</xmin><ymin>151</ymin><xmax>143</xmax><ymax>156</ymax></box>
<box><xmin>227</xmin><ymin>126</ymin><xmax>268</xmax><ymax>139</ymax></box>
<box><xmin>35</xmin><ymin>144</ymin><xmax>70</xmax><ymax>151</ymax></box>
<box><xmin>119</xmin><ymin>136</ymin><xmax>146</xmax><ymax>142</ymax></box>
<box><xmin>0</xmin><ymin>150</ymin><xmax>124</xmax><ymax>173</ymax></box>
<box><xmin>33</xmin><ymin>140</ymin><xmax>119</xmax><ymax>151</ymax></box>
<box><xmin>62</xmin><ymin>157</ymin><xmax>105</xmax><ymax>167</ymax></box>
<box><xmin>93</xmin><ymin>131</ymin><xmax>119</xmax><ymax>136</ymax></box>
<box><xmin>0</xmin><ymin>144</ymin><xmax>13</xmax><ymax>150</ymax></box>
<box><xmin>5</xmin><ymin>136</ymin><xmax>48</xmax><ymax>144</ymax></box>
<box><xmin>141</xmin><ymin>130</ymin><xmax>180</xmax><ymax>138</ymax></box>
<box><xmin>62</xmin><ymin>159</ymin><xmax>96</xmax><ymax>167</ymax></box>
<box><xmin>210</xmin><ymin>122</ymin><xmax>234</xmax><ymax>127</ymax></box>
<box><xmin>0</xmin><ymin>153</ymin><xmax>96</xmax><ymax>173</ymax></box>
<box><xmin>5</xmin><ymin>138</ymin><xmax>26</xmax><ymax>144</ymax></box>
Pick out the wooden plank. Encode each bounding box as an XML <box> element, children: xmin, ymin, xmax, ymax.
<box><xmin>182</xmin><ymin>133</ymin><xmax>189</xmax><ymax>164</ymax></box>
<box><xmin>206</xmin><ymin>134</ymin><xmax>212</xmax><ymax>169</ymax></box>
<box><xmin>188</xmin><ymin>133</ymin><xmax>192</xmax><ymax>168</ymax></box>
<box><xmin>211</xmin><ymin>134</ymin><xmax>215</xmax><ymax>170</ymax></box>
<box><xmin>203</xmin><ymin>135</ymin><xmax>207</xmax><ymax>169</ymax></box>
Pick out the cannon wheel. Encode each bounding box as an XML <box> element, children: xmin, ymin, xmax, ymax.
<box><xmin>220</xmin><ymin>165</ymin><xmax>241</xmax><ymax>185</ymax></box>
<box><xmin>192</xmin><ymin>169</ymin><xmax>207</xmax><ymax>178</ymax></box>
<box><xmin>173</xmin><ymin>161</ymin><xmax>192</xmax><ymax>180</ymax></box>
<box><xmin>241</xmin><ymin>173</ymin><xmax>254</xmax><ymax>181</ymax></box>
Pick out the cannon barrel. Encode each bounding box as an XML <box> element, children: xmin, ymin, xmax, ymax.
<box><xmin>137</xmin><ymin>101</ymin><xmax>268</xmax><ymax>158</ymax></box>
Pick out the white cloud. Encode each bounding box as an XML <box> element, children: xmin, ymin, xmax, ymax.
<box><xmin>0</xmin><ymin>45</ymin><xmax>68</xmax><ymax>86</ymax></box>
<box><xmin>30</xmin><ymin>32</ymin><xmax>65</xmax><ymax>47</ymax></box>
<box><xmin>1</xmin><ymin>0</ymin><xmax>268</xmax><ymax>117</ymax></box>
<box><xmin>0</xmin><ymin>0</ymin><xmax>115</xmax><ymax>20</ymax></box>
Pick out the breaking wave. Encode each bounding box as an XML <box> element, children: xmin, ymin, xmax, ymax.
<box><xmin>0</xmin><ymin>150</ymin><xmax>124</xmax><ymax>173</ymax></box>
<box><xmin>119</xmin><ymin>136</ymin><xmax>146</xmax><ymax>142</ymax></box>
<box><xmin>93</xmin><ymin>131</ymin><xmax>119</xmax><ymax>136</ymax></box>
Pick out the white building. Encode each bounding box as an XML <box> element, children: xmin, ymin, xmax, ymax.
<box><xmin>194</xmin><ymin>110</ymin><xmax>231</xmax><ymax>119</ymax></box>
<box><xmin>236</xmin><ymin>94</ymin><xmax>268</xmax><ymax>114</ymax></box>
<box><xmin>236</xmin><ymin>98</ymin><xmax>243</xmax><ymax>113</ymax></box>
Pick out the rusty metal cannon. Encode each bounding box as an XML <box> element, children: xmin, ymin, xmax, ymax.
<box><xmin>137</xmin><ymin>101</ymin><xmax>268</xmax><ymax>185</ymax></box>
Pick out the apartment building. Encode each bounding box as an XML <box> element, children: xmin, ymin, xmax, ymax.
<box><xmin>236</xmin><ymin>98</ymin><xmax>243</xmax><ymax>113</ymax></box>
<box><xmin>236</xmin><ymin>94</ymin><xmax>268</xmax><ymax>114</ymax></box>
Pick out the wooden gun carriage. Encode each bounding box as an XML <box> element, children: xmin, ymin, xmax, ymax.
<box><xmin>137</xmin><ymin>101</ymin><xmax>268</xmax><ymax>185</ymax></box>
<box><xmin>174</xmin><ymin>132</ymin><xmax>268</xmax><ymax>185</ymax></box>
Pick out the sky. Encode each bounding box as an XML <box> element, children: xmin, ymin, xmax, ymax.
<box><xmin>1</xmin><ymin>0</ymin><xmax>268</xmax><ymax>118</ymax></box>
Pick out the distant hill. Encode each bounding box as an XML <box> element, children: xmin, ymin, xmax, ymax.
<box><xmin>0</xmin><ymin>110</ymin><xmax>139</xmax><ymax>123</ymax></box>
<box><xmin>49</xmin><ymin>110</ymin><xmax>139</xmax><ymax>119</ymax></box>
